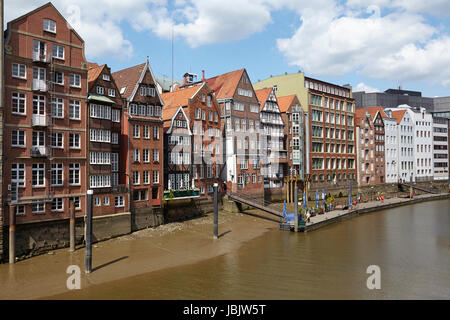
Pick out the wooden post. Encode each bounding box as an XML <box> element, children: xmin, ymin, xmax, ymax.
<box><xmin>69</xmin><ymin>200</ymin><xmax>75</xmax><ymax>252</ymax></box>
<box><xmin>9</xmin><ymin>205</ymin><xmax>15</xmax><ymax>264</ymax></box>
<box><xmin>213</xmin><ymin>183</ymin><xmax>218</xmax><ymax>239</ymax></box>
<box><xmin>294</xmin><ymin>186</ymin><xmax>298</xmax><ymax>232</ymax></box>
<box><xmin>85</xmin><ymin>190</ymin><xmax>93</xmax><ymax>273</ymax></box>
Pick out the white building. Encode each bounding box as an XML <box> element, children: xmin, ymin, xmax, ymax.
<box><xmin>382</xmin><ymin>114</ymin><xmax>399</xmax><ymax>183</ymax></box>
<box><xmin>385</xmin><ymin>108</ymin><xmax>414</xmax><ymax>183</ymax></box>
<box><xmin>432</xmin><ymin>117</ymin><xmax>449</xmax><ymax>180</ymax></box>
<box><xmin>386</xmin><ymin>105</ymin><xmax>434</xmax><ymax>182</ymax></box>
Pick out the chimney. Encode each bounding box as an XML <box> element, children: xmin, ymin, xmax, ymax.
<box><xmin>202</xmin><ymin>70</ymin><xmax>205</xmax><ymax>82</ymax></box>
<box><xmin>183</xmin><ymin>74</ymin><xmax>187</xmax><ymax>85</ymax></box>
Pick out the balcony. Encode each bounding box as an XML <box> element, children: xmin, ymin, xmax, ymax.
<box><xmin>31</xmin><ymin>146</ymin><xmax>49</xmax><ymax>157</ymax></box>
<box><xmin>32</xmin><ymin>52</ymin><xmax>51</xmax><ymax>63</ymax></box>
<box><xmin>32</xmin><ymin>114</ymin><xmax>49</xmax><ymax>127</ymax></box>
<box><xmin>32</xmin><ymin>79</ymin><xmax>48</xmax><ymax>92</ymax></box>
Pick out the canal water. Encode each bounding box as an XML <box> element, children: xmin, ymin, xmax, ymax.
<box><xmin>53</xmin><ymin>199</ymin><xmax>450</xmax><ymax>299</ymax></box>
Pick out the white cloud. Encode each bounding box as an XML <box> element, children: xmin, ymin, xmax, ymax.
<box><xmin>354</xmin><ymin>83</ymin><xmax>380</xmax><ymax>93</ymax></box>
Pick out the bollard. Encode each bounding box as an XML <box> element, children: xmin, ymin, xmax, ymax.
<box><xmin>294</xmin><ymin>186</ymin><xmax>298</xmax><ymax>232</ymax></box>
<box><xmin>69</xmin><ymin>200</ymin><xmax>75</xmax><ymax>252</ymax></box>
<box><xmin>85</xmin><ymin>190</ymin><xmax>93</xmax><ymax>273</ymax></box>
<box><xmin>213</xmin><ymin>183</ymin><xmax>218</xmax><ymax>239</ymax></box>
<box><xmin>9</xmin><ymin>205</ymin><xmax>15</xmax><ymax>264</ymax></box>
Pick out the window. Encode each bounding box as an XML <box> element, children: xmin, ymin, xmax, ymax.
<box><xmin>153</xmin><ymin>149</ymin><xmax>159</xmax><ymax>162</ymax></box>
<box><xmin>142</xmin><ymin>149</ymin><xmax>149</xmax><ymax>163</ymax></box>
<box><xmin>52</xmin><ymin>45</ymin><xmax>64</xmax><ymax>59</ymax></box>
<box><xmin>12</xmin><ymin>130</ymin><xmax>25</xmax><ymax>147</ymax></box>
<box><xmin>11</xmin><ymin>163</ymin><xmax>25</xmax><ymax>188</ymax></box>
<box><xmin>103</xmin><ymin>74</ymin><xmax>110</xmax><ymax>81</ymax></box>
<box><xmin>115</xmin><ymin>196</ymin><xmax>125</xmax><ymax>207</ymax></box>
<box><xmin>32</xmin><ymin>200</ymin><xmax>45</xmax><ymax>213</ymax></box>
<box><xmin>112</xmin><ymin>109</ymin><xmax>120</xmax><ymax>122</ymax></box>
<box><xmin>143</xmin><ymin>170</ymin><xmax>150</xmax><ymax>184</ymax></box>
<box><xmin>153</xmin><ymin>126</ymin><xmax>159</xmax><ymax>139</ymax></box>
<box><xmin>133</xmin><ymin>125</ymin><xmax>140</xmax><ymax>138</ymax></box>
<box><xmin>12</xmin><ymin>63</ymin><xmax>26</xmax><ymax>79</ymax></box>
<box><xmin>51</xmin><ymin>163</ymin><xmax>63</xmax><ymax>186</ymax></box>
<box><xmin>51</xmin><ymin>97</ymin><xmax>64</xmax><ymax>118</ymax></box>
<box><xmin>96</xmin><ymin>86</ymin><xmax>104</xmax><ymax>95</ymax></box>
<box><xmin>69</xmin><ymin>133</ymin><xmax>80</xmax><ymax>149</ymax></box>
<box><xmin>32</xmin><ymin>131</ymin><xmax>45</xmax><ymax>146</ymax></box>
<box><xmin>12</xmin><ymin>92</ymin><xmax>26</xmax><ymax>114</ymax></box>
<box><xmin>51</xmin><ymin>132</ymin><xmax>64</xmax><ymax>148</ymax></box>
<box><xmin>53</xmin><ymin>71</ymin><xmax>64</xmax><ymax>85</ymax></box>
<box><xmin>207</xmin><ymin>95</ymin><xmax>211</xmax><ymax>107</ymax></box>
<box><xmin>69</xmin><ymin>163</ymin><xmax>80</xmax><ymax>185</ymax></box>
<box><xmin>32</xmin><ymin>163</ymin><xmax>45</xmax><ymax>187</ymax></box>
<box><xmin>43</xmin><ymin>19</ymin><xmax>56</xmax><ymax>33</ymax></box>
<box><xmin>133</xmin><ymin>171</ymin><xmax>140</xmax><ymax>185</ymax></box>
<box><xmin>69</xmin><ymin>100</ymin><xmax>80</xmax><ymax>119</ymax></box>
<box><xmin>69</xmin><ymin>74</ymin><xmax>80</xmax><ymax>87</ymax></box>
<box><xmin>108</xmin><ymin>88</ymin><xmax>116</xmax><ymax>97</ymax></box>
<box><xmin>103</xmin><ymin>197</ymin><xmax>110</xmax><ymax>206</ymax></box>
<box><xmin>14</xmin><ymin>206</ymin><xmax>25</xmax><ymax>215</ymax></box>
<box><xmin>143</xmin><ymin>125</ymin><xmax>150</xmax><ymax>139</ymax></box>
<box><xmin>153</xmin><ymin>170</ymin><xmax>159</xmax><ymax>184</ymax></box>
<box><xmin>133</xmin><ymin>149</ymin><xmax>140</xmax><ymax>162</ymax></box>
<box><xmin>95</xmin><ymin>197</ymin><xmax>101</xmax><ymax>207</ymax></box>
<box><xmin>112</xmin><ymin>132</ymin><xmax>119</xmax><ymax>144</ymax></box>
<box><xmin>90</xmin><ymin>175</ymin><xmax>111</xmax><ymax>188</ymax></box>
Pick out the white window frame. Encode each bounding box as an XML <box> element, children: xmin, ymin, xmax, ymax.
<box><xmin>115</xmin><ymin>196</ymin><xmax>124</xmax><ymax>207</ymax></box>
<box><xmin>69</xmin><ymin>163</ymin><xmax>80</xmax><ymax>185</ymax></box>
<box><xmin>69</xmin><ymin>100</ymin><xmax>81</xmax><ymax>120</ymax></box>
<box><xmin>12</xmin><ymin>92</ymin><xmax>26</xmax><ymax>114</ymax></box>
<box><xmin>43</xmin><ymin>19</ymin><xmax>56</xmax><ymax>33</ymax></box>
<box><xmin>12</xmin><ymin>63</ymin><xmax>26</xmax><ymax>79</ymax></box>
<box><xmin>53</xmin><ymin>71</ymin><xmax>64</xmax><ymax>85</ymax></box>
<box><xmin>51</xmin><ymin>97</ymin><xmax>64</xmax><ymax>118</ymax></box>
<box><xmin>51</xmin><ymin>163</ymin><xmax>64</xmax><ymax>186</ymax></box>
<box><xmin>52</xmin><ymin>45</ymin><xmax>64</xmax><ymax>59</ymax></box>
<box><xmin>69</xmin><ymin>74</ymin><xmax>81</xmax><ymax>87</ymax></box>
<box><xmin>11</xmin><ymin>130</ymin><xmax>26</xmax><ymax>147</ymax></box>
<box><xmin>69</xmin><ymin>133</ymin><xmax>81</xmax><ymax>149</ymax></box>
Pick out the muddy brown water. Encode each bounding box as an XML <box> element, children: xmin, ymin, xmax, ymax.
<box><xmin>2</xmin><ymin>199</ymin><xmax>449</xmax><ymax>299</ymax></box>
<box><xmin>47</xmin><ymin>199</ymin><xmax>450</xmax><ymax>299</ymax></box>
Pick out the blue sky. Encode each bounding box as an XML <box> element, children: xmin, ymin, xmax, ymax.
<box><xmin>6</xmin><ymin>0</ymin><xmax>450</xmax><ymax>97</ymax></box>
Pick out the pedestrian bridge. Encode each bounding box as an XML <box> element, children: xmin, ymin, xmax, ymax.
<box><xmin>398</xmin><ymin>183</ymin><xmax>438</xmax><ymax>194</ymax></box>
<box><xmin>227</xmin><ymin>193</ymin><xmax>284</xmax><ymax>218</ymax></box>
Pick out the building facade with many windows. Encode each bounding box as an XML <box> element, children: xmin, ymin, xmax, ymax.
<box><xmin>162</xmin><ymin>78</ymin><xmax>223</xmax><ymax>198</ymax></box>
<box><xmin>3</xmin><ymin>3</ymin><xmax>88</xmax><ymax>221</ymax></box>
<box><xmin>112</xmin><ymin>60</ymin><xmax>164</xmax><ymax>211</ymax></box>
<box><xmin>304</xmin><ymin>77</ymin><xmax>357</xmax><ymax>188</ymax></box>
<box><xmin>87</xmin><ymin>63</ymin><xmax>128</xmax><ymax>215</ymax></box>
<box><xmin>432</xmin><ymin>117</ymin><xmax>449</xmax><ymax>180</ymax></box>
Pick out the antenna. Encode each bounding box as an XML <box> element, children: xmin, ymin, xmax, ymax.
<box><xmin>171</xmin><ymin>25</ymin><xmax>174</xmax><ymax>90</ymax></box>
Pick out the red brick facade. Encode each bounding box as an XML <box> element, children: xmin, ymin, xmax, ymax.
<box><xmin>3</xmin><ymin>3</ymin><xmax>88</xmax><ymax>222</ymax></box>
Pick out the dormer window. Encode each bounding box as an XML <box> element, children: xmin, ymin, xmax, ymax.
<box><xmin>103</xmin><ymin>74</ymin><xmax>110</xmax><ymax>81</ymax></box>
<box><xmin>96</xmin><ymin>86</ymin><xmax>104</xmax><ymax>95</ymax></box>
<box><xmin>43</xmin><ymin>19</ymin><xmax>56</xmax><ymax>33</ymax></box>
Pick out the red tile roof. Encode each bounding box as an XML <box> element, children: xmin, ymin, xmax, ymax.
<box><xmin>255</xmin><ymin>87</ymin><xmax>273</xmax><ymax>110</ymax></box>
<box><xmin>391</xmin><ymin>110</ymin><xmax>407</xmax><ymax>124</ymax></box>
<box><xmin>112</xmin><ymin>63</ymin><xmax>146</xmax><ymax>99</ymax></box>
<box><xmin>277</xmin><ymin>94</ymin><xmax>297</xmax><ymax>113</ymax></box>
<box><xmin>87</xmin><ymin>63</ymin><xmax>105</xmax><ymax>91</ymax></box>
<box><xmin>161</xmin><ymin>83</ymin><xmax>202</xmax><ymax>110</ymax></box>
<box><xmin>206</xmin><ymin>68</ymin><xmax>245</xmax><ymax>100</ymax></box>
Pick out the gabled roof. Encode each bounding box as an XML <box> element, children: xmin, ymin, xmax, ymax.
<box><xmin>112</xmin><ymin>63</ymin><xmax>146</xmax><ymax>99</ymax></box>
<box><xmin>206</xmin><ymin>68</ymin><xmax>245</xmax><ymax>100</ymax></box>
<box><xmin>161</xmin><ymin>83</ymin><xmax>203</xmax><ymax>109</ymax></box>
<box><xmin>277</xmin><ymin>95</ymin><xmax>297</xmax><ymax>113</ymax></box>
<box><xmin>162</xmin><ymin>105</ymin><xmax>193</xmax><ymax>135</ymax></box>
<box><xmin>355</xmin><ymin>106</ymin><xmax>390</xmax><ymax>125</ymax></box>
<box><xmin>87</xmin><ymin>63</ymin><xmax>105</xmax><ymax>91</ymax></box>
<box><xmin>391</xmin><ymin>110</ymin><xmax>407</xmax><ymax>124</ymax></box>
<box><xmin>255</xmin><ymin>88</ymin><xmax>273</xmax><ymax>110</ymax></box>
<box><xmin>7</xmin><ymin>2</ymin><xmax>84</xmax><ymax>44</ymax></box>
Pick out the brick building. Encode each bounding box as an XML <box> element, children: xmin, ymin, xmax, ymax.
<box><xmin>87</xmin><ymin>63</ymin><xmax>128</xmax><ymax>214</ymax></box>
<box><xmin>304</xmin><ymin>77</ymin><xmax>357</xmax><ymax>188</ymax></box>
<box><xmin>206</xmin><ymin>69</ymin><xmax>264</xmax><ymax>196</ymax></box>
<box><xmin>355</xmin><ymin>107</ymin><xmax>386</xmax><ymax>185</ymax></box>
<box><xmin>161</xmin><ymin>76</ymin><xmax>223</xmax><ymax>197</ymax></box>
<box><xmin>255</xmin><ymin>87</ymin><xmax>286</xmax><ymax>190</ymax></box>
<box><xmin>2</xmin><ymin>3</ymin><xmax>88</xmax><ymax>221</ymax></box>
<box><xmin>112</xmin><ymin>60</ymin><xmax>164</xmax><ymax>212</ymax></box>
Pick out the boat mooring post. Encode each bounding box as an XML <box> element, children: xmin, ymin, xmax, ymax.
<box><xmin>213</xmin><ymin>183</ymin><xmax>219</xmax><ymax>239</ymax></box>
<box><xmin>9</xmin><ymin>205</ymin><xmax>15</xmax><ymax>264</ymax></box>
<box><xmin>69</xmin><ymin>200</ymin><xmax>75</xmax><ymax>252</ymax></box>
<box><xmin>294</xmin><ymin>186</ymin><xmax>298</xmax><ymax>233</ymax></box>
<box><xmin>85</xmin><ymin>189</ymin><xmax>93</xmax><ymax>273</ymax></box>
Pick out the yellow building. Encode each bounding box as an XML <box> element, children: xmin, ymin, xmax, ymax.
<box><xmin>253</xmin><ymin>72</ymin><xmax>309</xmax><ymax>112</ymax></box>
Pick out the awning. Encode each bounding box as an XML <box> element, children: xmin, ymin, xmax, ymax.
<box><xmin>88</xmin><ymin>94</ymin><xmax>115</xmax><ymax>104</ymax></box>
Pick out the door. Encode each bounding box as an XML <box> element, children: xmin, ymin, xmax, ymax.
<box><xmin>33</xmin><ymin>40</ymin><xmax>46</xmax><ymax>58</ymax></box>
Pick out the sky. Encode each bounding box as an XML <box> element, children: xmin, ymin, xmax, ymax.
<box><xmin>4</xmin><ymin>0</ymin><xmax>450</xmax><ymax>97</ymax></box>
